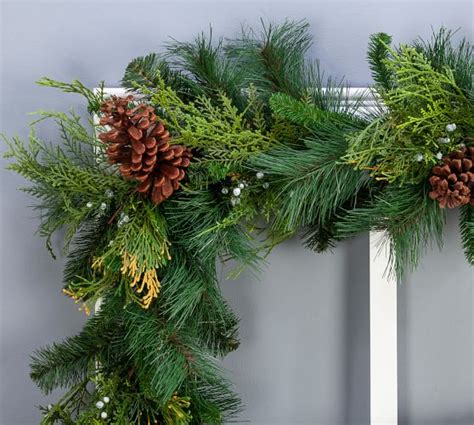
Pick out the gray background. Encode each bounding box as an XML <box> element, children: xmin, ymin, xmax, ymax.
<box><xmin>0</xmin><ymin>1</ymin><xmax>472</xmax><ymax>424</ymax></box>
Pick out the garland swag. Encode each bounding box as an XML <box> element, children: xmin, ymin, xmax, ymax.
<box><xmin>3</xmin><ymin>21</ymin><xmax>473</xmax><ymax>424</ymax></box>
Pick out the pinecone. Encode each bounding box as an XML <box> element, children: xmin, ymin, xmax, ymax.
<box><xmin>428</xmin><ymin>146</ymin><xmax>474</xmax><ymax>208</ymax></box>
<box><xmin>98</xmin><ymin>96</ymin><xmax>192</xmax><ymax>204</ymax></box>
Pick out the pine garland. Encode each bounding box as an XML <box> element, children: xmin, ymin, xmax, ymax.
<box><xmin>3</xmin><ymin>21</ymin><xmax>473</xmax><ymax>424</ymax></box>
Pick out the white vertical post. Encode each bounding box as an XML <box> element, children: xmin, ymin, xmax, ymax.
<box><xmin>370</xmin><ymin>231</ymin><xmax>398</xmax><ymax>425</ymax></box>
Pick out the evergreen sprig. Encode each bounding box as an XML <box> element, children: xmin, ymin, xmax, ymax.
<box><xmin>3</xmin><ymin>112</ymin><xmax>130</xmax><ymax>256</ymax></box>
<box><xmin>459</xmin><ymin>205</ymin><xmax>474</xmax><ymax>264</ymax></box>
<box><xmin>30</xmin><ymin>295</ymin><xmax>126</xmax><ymax>394</ymax></box>
<box><xmin>414</xmin><ymin>27</ymin><xmax>473</xmax><ymax>92</ymax></box>
<box><xmin>367</xmin><ymin>32</ymin><xmax>394</xmax><ymax>91</ymax></box>
<box><xmin>37</xmin><ymin>78</ymin><xmax>105</xmax><ymax>114</ymax></box>
<box><xmin>252</xmin><ymin>121</ymin><xmax>370</xmax><ymax>238</ymax></box>
<box><xmin>336</xmin><ymin>183</ymin><xmax>446</xmax><ymax>279</ymax></box>
<box><xmin>226</xmin><ymin>19</ymin><xmax>312</xmax><ymax>99</ymax></box>
<box><xmin>166</xmin><ymin>30</ymin><xmax>246</xmax><ymax>110</ymax></box>
<box><xmin>122</xmin><ymin>53</ymin><xmax>198</xmax><ymax>101</ymax></box>
<box><xmin>345</xmin><ymin>40</ymin><xmax>474</xmax><ymax>184</ymax></box>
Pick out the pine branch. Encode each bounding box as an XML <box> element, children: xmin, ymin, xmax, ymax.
<box><xmin>37</xmin><ymin>78</ymin><xmax>105</xmax><ymax>114</ymax></box>
<box><xmin>164</xmin><ymin>188</ymin><xmax>263</xmax><ymax>273</ymax></box>
<box><xmin>226</xmin><ymin>19</ymin><xmax>312</xmax><ymax>99</ymax></box>
<box><xmin>30</xmin><ymin>296</ymin><xmax>125</xmax><ymax>394</ymax></box>
<box><xmin>121</xmin><ymin>53</ymin><xmax>197</xmax><ymax>101</ymax></box>
<box><xmin>336</xmin><ymin>183</ymin><xmax>446</xmax><ymax>280</ymax></box>
<box><xmin>251</xmin><ymin>121</ymin><xmax>370</xmax><ymax>236</ymax></box>
<box><xmin>367</xmin><ymin>32</ymin><xmax>394</xmax><ymax>91</ymax></box>
<box><xmin>183</xmin><ymin>375</ymin><xmax>241</xmax><ymax>424</ymax></box>
<box><xmin>160</xmin><ymin>248</ymin><xmax>240</xmax><ymax>356</ymax></box>
<box><xmin>3</xmin><ymin>114</ymin><xmax>130</xmax><ymax>256</ymax></box>
<box><xmin>459</xmin><ymin>205</ymin><xmax>474</xmax><ymax>264</ymax></box>
<box><xmin>414</xmin><ymin>27</ymin><xmax>473</xmax><ymax>92</ymax></box>
<box><xmin>269</xmin><ymin>92</ymin><xmax>366</xmax><ymax>129</ymax></box>
<box><xmin>166</xmin><ymin>30</ymin><xmax>246</xmax><ymax>110</ymax></box>
<box><xmin>123</xmin><ymin>304</ymin><xmax>240</xmax><ymax>417</ymax></box>
<box><xmin>63</xmin><ymin>215</ymin><xmax>109</xmax><ymax>285</ymax></box>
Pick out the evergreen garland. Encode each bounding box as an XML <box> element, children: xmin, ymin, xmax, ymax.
<box><xmin>3</xmin><ymin>21</ymin><xmax>473</xmax><ymax>424</ymax></box>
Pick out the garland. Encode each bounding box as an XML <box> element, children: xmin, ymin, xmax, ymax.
<box><xmin>4</xmin><ymin>21</ymin><xmax>473</xmax><ymax>424</ymax></box>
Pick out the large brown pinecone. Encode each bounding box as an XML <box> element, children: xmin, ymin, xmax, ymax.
<box><xmin>428</xmin><ymin>146</ymin><xmax>474</xmax><ymax>208</ymax></box>
<box><xmin>98</xmin><ymin>95</ymin><xmax>192</xmax><ymax>204</ymax></box>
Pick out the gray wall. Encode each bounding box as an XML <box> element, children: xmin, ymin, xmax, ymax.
<box><xmin>0</xmin><ymin>1</ymin><xmax>472</xmax><ymax>424</ymax></box>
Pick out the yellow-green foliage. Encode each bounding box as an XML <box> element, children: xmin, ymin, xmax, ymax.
<box><xmin>345</xmin><ymin>45</ymin><xmax>474</xmax><ymax>183</ymax></box>
<box><xmin>138</xmin><ymin>74</ymin><xmax>274</xmax><ymax>165</ymax></box>
<box><xmin>94</xmin><ymin>200</ymin><xmax>171</xmax><ymax>308</ymax></box>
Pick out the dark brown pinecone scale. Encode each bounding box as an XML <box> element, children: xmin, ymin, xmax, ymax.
<box><xmin>99</xmin><ymin>95</ymin><xmax>192</xmax><ymax>204</ymax></box>
<box><xmin>428</xmin><ymin>146</ymin><xmax>474</xmax><ymax>208</ymax></box>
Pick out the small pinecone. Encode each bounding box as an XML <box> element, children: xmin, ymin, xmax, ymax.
<box><xmin>428</xmin><ymin>146</ymin><xmax>474</xmax><ymax>208</ymax></box>
<box><xmin>99</xmin><ymin>96</ymin><xmax>192</xmax><ymax>204</ymax></box>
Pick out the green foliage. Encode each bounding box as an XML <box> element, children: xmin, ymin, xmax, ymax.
<box><xmin>269</xmin><ymin>92</ymin><xmax>366</xmax><ymax>129</ymax></box>
<box><xmin>136</xmin><ymin>74</ymin><xmax>274</xmax><ymax>168</ymax></box>
<box><xmin>252</xmin><ymin>121</ymin><xmax>370</xmax><ymax>239</ymax></box>
<box><xmin>226</xmin><ymin>19</ymin><xmax>312</xmax><ymax>99</ymax></box>
<box><xmin>159</xmin><ymin>249</ymin><xmax>240</xmax><ymax>356</ymax></box>
<box><xmin>336</xmin><ymin>184</ymin><xmax>446</xmax><ymax>280</ymax></box>
<box><xmin>459</xmin><ymin>205</ymin><xmax>474</xmax><ymax>264</ymax></box>
<box><xmin>165</xmin><ymin>188</ymin><xmax>262</xmax><ymax>273</ymax></box>
<box><xmin>181</xmin><ymin>373</ymin><xmax>241</xmax><ymax>424</ymax></box>
<box><xmin>122</xmin><ymin>53</ymin><xmax>198</xmax><ymax>101</ymax></box>
<box><xmin>367</xmin><ymin>32</ymin><xmax>394</xmax><ymax>91</ymax></box>
<box><xmin>37</xmin><ymin>78</ymin><xmax>106</xmax><ymax>114</ymax></box>
<box><xmin>166</xmin><ymin>30</ymin><xmax>246</xmax><ymax>110</ymax></box>
<box><xmin>123</xmin><ymin>303</ymin><xmax>241</xmax><ymax>421</ymax></box>
<box><xmin>30</xmin><ymin>296</ymin><xmax>126</xmax><ymax>394</ymax></box>
<box><xmin>345</xmin><ymin>42</ymin><xmax>474</xmax><ymax>184</ymax></box>
<box><xmin>179</xmin><ymin>94</ymin><xmax>274</xmax><ymax>163</ymax></box>
<box><xmin>414</xmin><ymin>27</ymin><xmax>473</xmax><ymax>92</ymax></box>
<box><xmin>3</xmin><ymin>111</ymin><xmax>131</xmax><ymax>257</ymax></box>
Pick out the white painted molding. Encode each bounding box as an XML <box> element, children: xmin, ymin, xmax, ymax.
<box><xmin>370</xmin><ymin>231</ymin><xmax>398</xmax><ymax>425</ymax></box>
<box><xmin>97</xmin><ymin>87</ymin><xmax>398</xmax><ymax>424</ymax></box>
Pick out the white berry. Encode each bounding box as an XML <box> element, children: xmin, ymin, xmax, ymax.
<box><xmin>100</xmin><ymin>203</ymin><xmax>107</xmax><ymax>210</ymax></box>
<box><xmin>438</xmin><ymin>137</ymin><xmax>450</xmax><ymax>144</ymax></box>
<box><xmin>256</xmin><ymin>171</ymin><xmax>264</xmax><ymax>179</ymax></box>
<box><xmin>446</xmin><ymin>123</ymin><xmax>457</xmax><ymax>132</ymax></box>
<box><xmin>232</xmin><ymin>187</ymin><xmax>241</xmax><ymax>197</ymax></box>
<box><xmin>221</xmin><ymin>188</ymin><xmax>229</xmax><ymax>195</ymax></box>
<box><xmin>436</xmin><ymin>152</ymin><xmax>443</xmax><ymax>160</ymax></box>
<box><xmin>105</xmin><ymin>189</ymin><xmax>114</xmax><ymax>198</ymax></box>
<box><xmin>415</xmin><ymin>153</ymin><xmax>424</xmax><ymax>162</ymax></box>
<box><xmin>100</xmin><ymin>411</ymin><xmax>108</xmax><ymax>419</ymax></box>
<box><xmin>262</xmin><ymin>182</ymin><xmax>270</xmax><ymax>189</ymax></box>
<box><xmin>86</xmin><ymin>202</ymin><xmax>93</xmax><ymax>208</ymax></box>
<box><xmin>103</xmin><ymin>396</ymin><xmax>110</xmax><ymax>403</ymax></box>
<box><xmin>96</xmin><ymin>401</ymin><xmax>104</xmax><ymax>409</ymax></box>
<box><xmin>238</xmin><ymin>183</ymin><xmax>245</xmax><ymax>189</ymax></box>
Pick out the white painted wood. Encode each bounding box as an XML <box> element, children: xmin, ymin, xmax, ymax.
<box><xmin>96</xmin><ymin>87</ymin><xmax>399</xmax><ymax>423</ymax></box>
<box><xmin>370</xmin><ymin>231</ymin><xmax>398</xmax><ymax>425</ymax></box>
